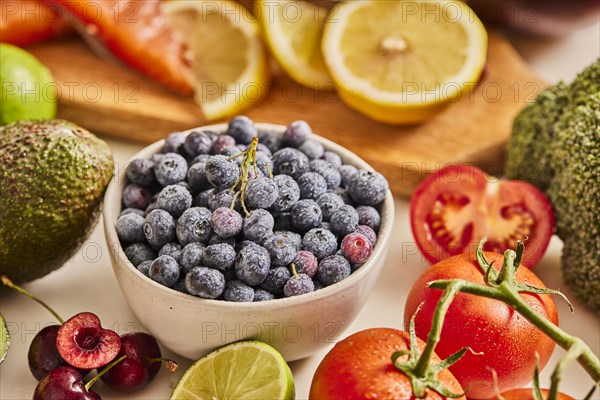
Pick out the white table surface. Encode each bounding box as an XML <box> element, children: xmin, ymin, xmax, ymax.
<box><xmin>1</xmin><ymin>22</ymin><xmax>599</xmax><ymax>400</ymax></box>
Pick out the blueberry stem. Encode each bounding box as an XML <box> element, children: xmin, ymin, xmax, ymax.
<box><xmin>85</xmin><ymin>355</ymin><xmax>126</xmax><ymax>392</ymax></box>
<box><xmin>289</xmin><ymin>263</ymin><xmax>299</xmax><ymax>280</ymax></box>
<box><xmin>1</xmin><ymin>275</ymin><xmax>64</xmax><ymax>324</ymax></box>
<box><xmin>228</xmin><ymin>136</ymin><xmax>259</xmax><ymax>216</ymax></box>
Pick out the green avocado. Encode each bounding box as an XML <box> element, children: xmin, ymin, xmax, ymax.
<box><xmin>0</xmin><ymin>119</ymin><xmax>114</xmax><ymax>283</ymax></box>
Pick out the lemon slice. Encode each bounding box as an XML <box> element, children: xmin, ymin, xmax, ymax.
<box><xmin>322</xmin><ymin>0</ymin><xmax>487</xmax><ymax>124</ymax></box>
<box><xmin>170</xmin><ymin>340</ymin><xmax>295</xmax><ymax>400</ymax></box>
<box><xmin>163</xmin><ymin>0</ymin><xmax>268</xmax><ymax>120</ymax></box>
<box><xmin>258</xmin><ymin>0</ymin><xmax>331</xmax><ymax>87</ymax></box>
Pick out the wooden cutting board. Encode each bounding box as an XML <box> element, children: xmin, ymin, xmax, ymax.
<box><xmin>28</xmin><ymin>31</ymin><xmax>544</xmax><ymax>197</ymax></box>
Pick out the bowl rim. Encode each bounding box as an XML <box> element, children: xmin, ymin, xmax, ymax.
<box><xmin>103</xmin><ymin>122</ymin><xmax>395</xmax><ymax>311</ymax></box>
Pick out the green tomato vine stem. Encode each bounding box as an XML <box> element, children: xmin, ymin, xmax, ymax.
<box><xmin>428</xmin><ymin>240</ymin><xmax>600</xmax><ymax>382</ymax></box>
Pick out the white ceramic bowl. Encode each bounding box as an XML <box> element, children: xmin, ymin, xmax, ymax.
<box><xmin>103</xmin><ymin>123</ymin><xmax>394</xmax><ymax>361</ymax></box>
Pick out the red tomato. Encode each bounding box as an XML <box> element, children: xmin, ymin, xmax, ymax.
<box><xmin>48</xmin><ymin>0</ymin><xmax>193</xmax><ymax>94</ymax></box>
<box><xmin>309</xmin><ymin>328</ymin><xmax>465</xmax><ymax>400</ymax></box>
<box><xmin>404</xmin><ymin>252</ymin><xmax>559</xmax><ymax>400</ymax></box>
<box><xmin>410</xmin><ymin>165</ymin><xmax>554</xmax><ymax>268</ymax></box>
<box><xmin>497</xmin><ymin>388</ymin><xmax>575</xmax><ymax>400</ymax></box>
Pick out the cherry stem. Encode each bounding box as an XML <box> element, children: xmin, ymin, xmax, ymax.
<box><xmin>290</xmin><ymin>263</ymin><xmax>299</xmax><ymax>280</ymax></box>
<box><xmin>85</xmin><ymin>355</ymin><xmax>126</xmax><ymax>392</ymax></box>
<box><xmin>1</xmin><ymin>275</ymin><xmax>64</xmax><ymax>324</ymax></box>
<box><xmin>228</xmin><ymin>136</ymin><xmax>259</xmax><ymax>217</ymax></box>
<box><xmin>147</xmin><ymin>357</ymin><xmax>179</xmax><ymax>373</ymax></box>
<box><xmin>428</xmin><ymin>239</ymin><xmax>600</xmax><ymax>382</ymax></box>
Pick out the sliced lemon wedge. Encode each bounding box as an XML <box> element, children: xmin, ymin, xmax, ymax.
<box><xmin>163</xmin><ymin>0</ymin><xmax>269</xmax><ymax>120</ymax></box>
<box><xmin>322</xmin><ymin>0</ymin><xmax>488</xmax><ymax>124</ymax></box>
<box><xmin>258</xmin><ymin>0</ymin><xmax>332</xmax><ymax>88</ymax></box>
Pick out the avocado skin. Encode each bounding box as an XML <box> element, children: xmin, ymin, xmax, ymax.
<box><xmin>0</xmin><ymin>119</ymin><xmax>114</xmax><ymax>283</ymax></box>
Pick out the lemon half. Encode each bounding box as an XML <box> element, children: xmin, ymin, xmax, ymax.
<box><xmin>322</xmin><ymin>0</ymin><xmax>487</xmax><ymax>124</ymax></box>
<box><xmin>163</xmin><ymin>0</ymin><xmax>269</xmax><ymax>120</ymax></box>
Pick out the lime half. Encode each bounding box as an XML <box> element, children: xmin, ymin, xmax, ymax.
<box><xmin>0</xmin><ymin>312</ymin><xmax>9</xmax><ymax>364</ymax></box>
<box><xmin>0</xmin><ymin>44</ymin><xmax>56</xmax><ymax>125</ymax></box>
<box><xmin>170</xmin><ymin>341</ymin><xmax>295</xmax><ymax>400</ymax></box>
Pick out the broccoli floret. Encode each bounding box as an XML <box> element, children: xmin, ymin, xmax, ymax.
<box><xmin>505</xmin><ymin>82</ymin><xmax>569</xmax><ymax>190</ymax></box>
<box><xmin>505</xmin><ymin>58</ymin><xmax>600</xmax><ymax>312</ymax></box>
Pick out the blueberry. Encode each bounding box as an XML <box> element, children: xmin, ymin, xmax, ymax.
<box><xmin>190</xmin><ymin>154</ymin><xmax>211</xmax><ymax>166</ymax></box>
<box><xmin>255</xmin><ymin>151</ymin><xmax>272</xmax><ymax>177</ymax></box>
<box><xmin>283</xmin><ymin>120</ymin><xmax>312</xmax><ymax>147</ymax></box>
<box><xmin>122</xmin><ymin>183</ymin><xmax>153</xmax><ymax>210</ymax></box>
<box><xmin>154</xmin><ymin>153</ymin><xmax>188</xmax><ymax>186</ymax></box>
<box><xmin>272</xmin><ymin>148</ymin><xmax>309</xmax><ymax>179</ymax></box>
<box><xmin>184</xmin><ymin>130</ymin><xmax>213</xmax><ymax>156</ymax></box>
<box><xmin>341</xmin><ymin>232</ymin><xmax>373</xmax><ymax>264</ymax></box>
<box><xmin>227</xmin><ymin>116</ymin><xmax>257</xmax><ymax>145</ymax></box>
<box><xmin>116</xmin><ymin>213</ymin><xmax>146</xmax><ymax>243</ymax></box>
<box><xmin>180</xmin><ymin>242</ymin><xmax>205</xmax><ymax>273</ymax></box>
<box><xmin>243</xmin><ymin>209</ymin><xmax>274</xmax><ymax>243</ymax></box>
<box><xmin>193</xmin><ymin>189</ymin><xmax>212</xmax><ymax>208</ymax></box>
<box><xmin>185</xmin><ymin>267</ymin><xmax>225</xmax><ymax>299</ymax></box>
<box><xmin>203</xmin><ymin>243</ymin><xmax>236</xmax><ymax>270</ymax></box>
<box><xmin>235</xmin><ymin>242</ymin><xmax>270</xmax><ymax>286</ymax></box>
<box><xmin>208</xmin><ymin>189</ymin><xmax>240</xmax><ymax>212</ymax></box>
<box><xmin>211</xmin><ymin>207</ymin><xmax>243</xmax><ymax>238</ymax></box>
<box><xmin>157</xmin><ymin>184</ymin><xmax>192</xmax><ymax>217</ymax></box>
<box><xmin>274</xmin><ymin>231</ymin><xmax>302</xmax><ymax>251</ymax></box>
<box><xmin>338</xmin><ymin>164</ymin><xmax>358</xmax><ymax>187</ymax></box>
<box><xmin>208</xmin><ymin>235</ymin><xmax>236</xmax><ymax>247</ymax></box>
<box><xmin>258</xmin><ymin>130</ymin><xmax>283</xmax><ymax>153</ymax></box>
<box><xmin>283</xmin><ymin>273</ymin><xmax>314</xmax><ymax>297</ymax></box>
<box><xmin>187</xmin><ymin>161</ymin><xmax>210</xmax><ymax>193</ymax></box>
<box><xmin>149</xmin><ymin>255</ymin><xmax>180</xmax><ymax>287</ymax></box>
<box><xmin>126</xmin><ymin>158</ymin><xmax>156</xmax><ymax>186</ymax></box>
<box><xmin>347</xmin><ymin>170</ymin><xmax>388</xmax><ymax>206</ymax></box>
<box><xmin>263</xmin><ymin>234</ymin><xmax>297</xmax><ymax>267</ymax></box>
<box><xmin>260</xmin><ymin>266</ymin><xmax>292</xmax><ymax>295</ymax></box>
<box><xmin>235</xmin><ymin>240</ymin><xmax>255</xmax><ymax>253</ymax></box>
<box><xmin>119</xmin><ymin>208</ymin><xmax>146</xmax><ymax>218</ymax></box>
<box><xmin>253</xmin><ymin>288</ymin><xmax>275</xmax><ymax>302</ymax></box>
<box><xmin>309</xmin><ymin>159</ymin><xmax>341</xmax><ymax>189</ymax></box>
<box><xmin>211</xmin><ymin>134</ymin><xmax>236</xmax><ymax>154</ymax></box>
<box><xmin>321</xmin><ymin>151</ymin><xmax>342</xmax><ymax>166</ymax></box>
<box><xmin>293</xmin><ymin>250</ymin><xmax>318</xmax><ymax>278</ymax></box>
<box><xmin>125</xmin><ymin>243</ymin><xmax>155</xmax><ymax>267</ymax></box>
<box><xmin>330</xmin><ymin>205</ymin><xmax>359</xmax><ymax>236</ymax></box>
<box><xmin>297</xmin><ymin>172</ymin><xmax>327</xmax><ymax>199</ymax></box>
<box><xmin>256</xmin><ymin>143</ymin><xmax>272</xmax><ymax>157</ymax></box>
<box><xmin>206</xmin><ymin>155</ymin><xmax>240</xmax><ymax>188</ymax></box>
<box><xmin>158</xmin><ymin>242</ymin><xmax>183</xmax><ymax>263</ymax></box>
<box><xmin>356</xmin><ymin>205</ymin><xmax>381</xmax><ymax>231</ymax></box>
<box><xmin>223</xmin><ymin>280</ymin><xmax>255</xmax><ymax>302</ymax></box>
<box><xmin>302</xmin><ymin>228</ymin><xmax>337</xmax><ymax>260</ymax></box>
<box><xmin>320</xmin><ymin>221</ymin><xmax>332</xmax><ymax>231</ymax></box>
<box><xmin>145</xmin><ymin>193</ymin><xmax>160</xmax><ymax>214</ymax></box>
<box><xmin>291</xmin><ymin>199</ymin><xmax>322</xmax><ymax>232</ymax></box>
<box><xmin>270</xmin><ymin>175</ymin><xmax>300</xmax><ymax>212</ymax></box>
<box><xmin>137</xmin><ymin>260</ymin><xmax>152</xmax><ymax>277</ymax></box>
<box><xmin>273</xmin><ymin>212</ymin><xmax>294</xmax><ymax>231</ymax></box>
<box><xmin>356</xmin><ymin>225</ymin><xmax>377</xmax><ymax>246</ymax></box>
<box><xmin>161</xmin><ymin>132</ymin><xmax>186</xmax><ymax>154</ymax></box>
<box><xmin>331</xmin><ymin>187</ymin><xmax>354</xmax><ymax>205</ymax></box>
<box><xmin>316</xmin><ymin>192</ymin><xmax>345</xmax><ymax>221</ymax></box>
<box><xmin>244</xmin><ymin>177</ymin><xmax>278</xmax><ymax>209</ymax></box>
<box><xmin>176</xmin><ymin>207</ymin><xmax>213</xmax><ymax>245</ymax></box>
<box><xmin>317</xmin><ymin>255</ymin><xmax>351</xmax><ymax>286</ymax></box>
<box><xmin>298</xmin><ymin>139</ymin><xmax>324</xmax><ymax>160</ymax></box>
<box><xmin>144</xmin><ymin>209</ymin><xmax>176</xmax><ymax>248</ymax></box>
<box><xmin>221</xmin><ymin>146</ymin><xmax>243</xmax><ymax>163</ymax></box>
<box><xmin>172</xmin><ymin>278</ymin><xmax>188</xmax><ymax>294</ymax></box>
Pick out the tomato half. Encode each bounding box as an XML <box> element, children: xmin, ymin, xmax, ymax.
<box><xmin>410</xmin><ymin>165</ymin><xmax>554</xmax><ymax>268</ymax></box>
<box><xmin>309</xmin><ymin>328</ymin><xmax>465</xmax><ymax>400</ymax></box>
<box><xmin>404</xmin><ymin>252</ymin><xmax>559</xmax><ymax>400</ymax></box>
<box><xmin>498</xmin><ymin>388</ymin><xmax>575</xmax><ymax>400</ymax></box>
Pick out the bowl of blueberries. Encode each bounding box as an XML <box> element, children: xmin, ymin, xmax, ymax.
<box><xmin>103</xmin><ymin>117</ymin><xmax>394</xmax><ymax>361</ymax></box>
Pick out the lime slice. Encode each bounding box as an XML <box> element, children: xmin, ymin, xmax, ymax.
<box><xmin>0</xmin><ymin>44</ymin><xmax>56</xmax><ymax>125</ymax></box>
<box><xmin>321</xmin><ymin>0</ymin><xmax>487</xmax><ymax>124</ymax></box>
<box><xmin>258</xmin><ymin>0</ymin><xmax>331</xmax><ymax>87</ymax></box>
<box><xmin>163</xmin><ymin>0</ymin><xmax>268</xmax><ymax>120</ymax></box>
<box><xmin>170</xmin><ymin>341</ymin><xmax>295</xmax><ymax>400</ymax></box>
<box><xmin>0</xmin><ymin>312</ymin><xmax>9</xmax><ymax>364</ymax></box>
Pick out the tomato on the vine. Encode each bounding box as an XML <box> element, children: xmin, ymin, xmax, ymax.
<box><xmin>309</xmin><ymin>328</ymin><xmax>465</xmax><ymax>400</ymax></box>
<box><xmin>404</xmin><ymin>251</ymin><xmax>558</xmax><ymax>399</ymax></box>
<box><xmin>410</xmin><ymin>165</ymin><xmax>554</xmax><ymax>268</ymax></box>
